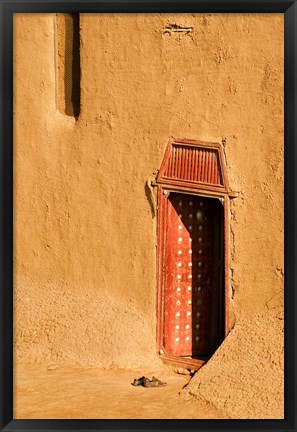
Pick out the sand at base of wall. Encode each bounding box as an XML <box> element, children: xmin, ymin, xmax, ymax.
<box><xmin>181</xmin><ymin>309</ymin><xmax>284</xmax><ymax>419</ymax></box>
<box><xmin>14</xmin><ymin>277</ymin><xmax>161</xmax><ymax>370</ymax></box>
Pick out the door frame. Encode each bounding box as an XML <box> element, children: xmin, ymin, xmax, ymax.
<box><xmin>156</xmin><ymin>184</ymin><xmax>231</xmax><ymax>371</ymax></box>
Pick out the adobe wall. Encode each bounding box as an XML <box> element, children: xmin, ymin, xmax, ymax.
<box><xmin>14</xmin><ymin>13</ymin><xmax>283</xmax><ymax>416</ymax></box>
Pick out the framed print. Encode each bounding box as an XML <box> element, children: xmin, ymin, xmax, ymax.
<box><xmin>0</xmin><ymin>0</ymin><xmax>296</xmax><ymax>431</ymax></box>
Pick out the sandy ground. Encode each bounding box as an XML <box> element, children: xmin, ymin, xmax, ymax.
<box><xmin>14</xmin><ymin>363</ymin><xmax>229</xmax><ymax>419</ymax></box>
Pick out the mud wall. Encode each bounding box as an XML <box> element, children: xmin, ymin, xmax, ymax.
<box><xmin>14</xmin><ymin>13</ymin><xmax>283</xmax><ymax>413</ymax></box>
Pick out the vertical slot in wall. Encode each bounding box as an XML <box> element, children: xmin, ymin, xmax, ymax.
<box><xmin>56</xmin><ymin>13</ymin><xmax>80</xmax><ymax>118</ymax></box>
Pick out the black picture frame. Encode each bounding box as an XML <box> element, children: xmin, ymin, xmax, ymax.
<box><xmin>0</xmin><ymin>1</ymin><xmax>296</xmax><ymax>431</ymax></box>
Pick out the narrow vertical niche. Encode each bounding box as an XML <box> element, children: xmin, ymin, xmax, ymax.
<box><xmin>56</xmin><ymin>13</ymin><xmax>80</xmax><ymax>119</ymax></box>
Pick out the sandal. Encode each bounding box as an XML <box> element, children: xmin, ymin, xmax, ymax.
<box><xmin>131</xmin><ymin>376</ymin><xmax>146</xmax><ymax>386</ymax></box>
<box><xmin>143</xmin><ymin>376</ymin><xmax>167</xmax><ymax>388</ymax></box>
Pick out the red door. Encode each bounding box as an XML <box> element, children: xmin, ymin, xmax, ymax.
<box><xmin>164</xmin><ymin>193</ymin><xmax>223</xmax><ymax>358</ymax></box>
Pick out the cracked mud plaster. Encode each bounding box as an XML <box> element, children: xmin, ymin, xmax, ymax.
<box><xmin>14</xmin><ymin>13</ymin><xmax>283</xmax><ymax>418</ymax></box>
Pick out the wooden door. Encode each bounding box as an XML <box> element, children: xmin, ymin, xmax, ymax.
<box><xmin>164</xmin><ymin>193</ymin><xmax>223</xmax><ymax>358</ymax></box>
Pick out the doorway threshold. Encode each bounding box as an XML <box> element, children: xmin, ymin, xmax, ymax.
<box><xmin>159</xmin><ymin>353</ymin><xmax>208</xmax><ymax>371</ymax></box>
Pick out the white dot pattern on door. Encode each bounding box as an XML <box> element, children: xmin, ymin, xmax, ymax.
<box><xmin>164</xmin><ymin>193</ymin><xmax>214</xmax><ymax>357</ymax></box>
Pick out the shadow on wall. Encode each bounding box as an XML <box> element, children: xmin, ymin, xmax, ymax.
<box><xmin>57</xmin><ymin>13</ymin><xmax>80</xmax><ymax>118</ymax></box>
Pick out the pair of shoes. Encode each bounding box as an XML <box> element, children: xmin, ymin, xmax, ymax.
<box><xmin>131</xmin><ymin>376</ymin><xmax>167</xmax><ymax>387</ymax></box>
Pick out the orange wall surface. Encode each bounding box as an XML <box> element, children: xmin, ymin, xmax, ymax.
<box><xmin>14</xmin><ymin>13</ymin><xmax>283</xmax><ymax>372</ymax></box>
